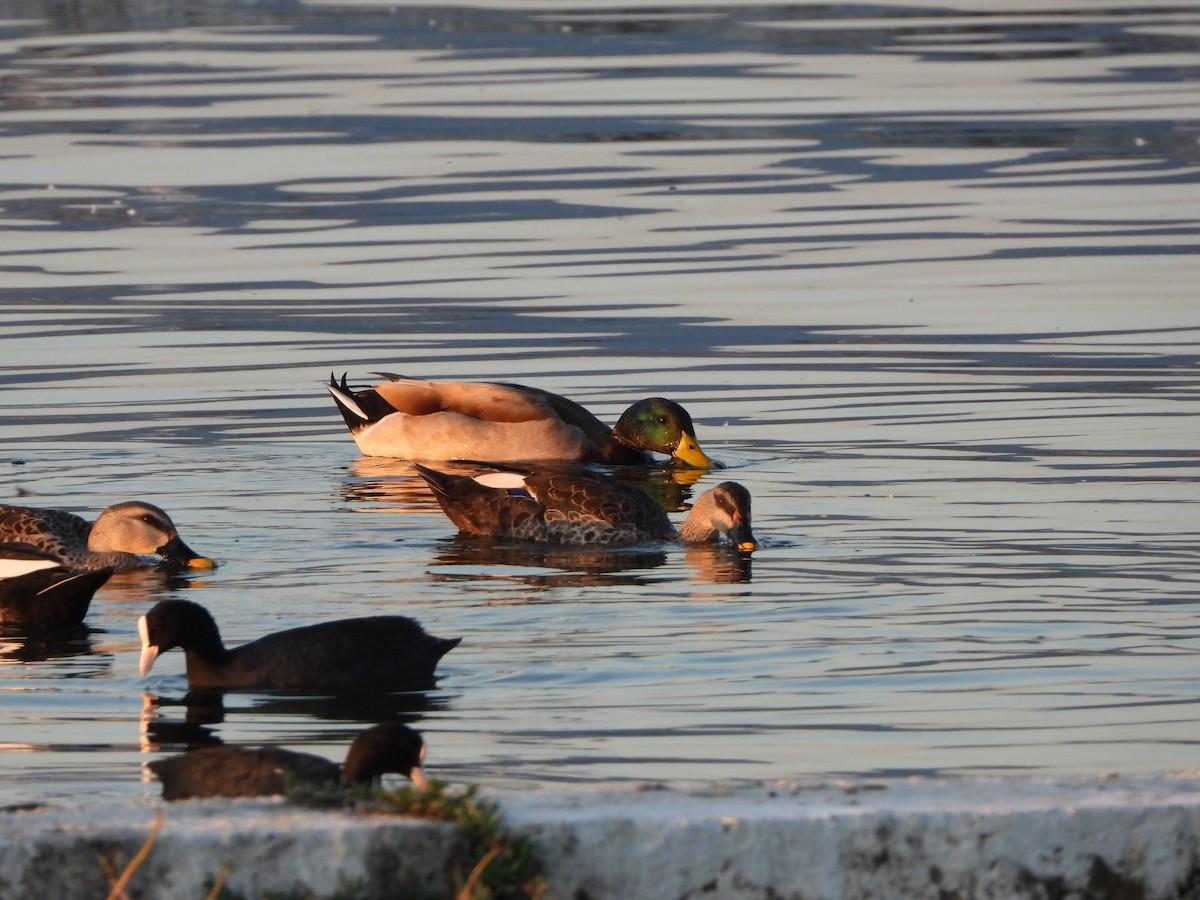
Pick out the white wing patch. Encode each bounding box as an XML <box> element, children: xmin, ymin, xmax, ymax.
<box><xmin>0</xmin><ymin>557</ymin><xmax>60</xmax><ymax>580</ymax></box>
<box><xmin>473</xmin><ymin>472</ymin><xmax>529</xmax><ymax>490</ymax></box>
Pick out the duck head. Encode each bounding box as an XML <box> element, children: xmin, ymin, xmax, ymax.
<box><xmin>679</xmin><ymin>482</ymin><xmax>758</xmax><ymax>551</ymax></box>
<box><xmin>90</xmin><ymin>502</ymin><xmax>215</xmax><ymax>570</ymax></box>
<box><xmin>612</xmin><ymin>398</ymin><xmax>716</xmax><ymax>468</ymax></box>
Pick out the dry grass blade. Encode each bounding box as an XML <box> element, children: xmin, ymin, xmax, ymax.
<box><xmin>457</xmin><ymin>844</ymin><xmax>501</xmax><ymax>900</ymax></box>
<box><xmin>204</xmin><ymin>863</ymin><xmax>231</xmax><ymax>900</ymax></box>
<box><xmin>105</xmin><ymin>811</ymin><xmax>164</xmax><ymax>900</ymax></box>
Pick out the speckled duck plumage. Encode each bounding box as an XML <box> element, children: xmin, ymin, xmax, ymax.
<box><xmin>413</xmin><ymin>465</ymin><xmax>758</xmax><ymax>551</ymax></box>
<box><xmin>0</xmin><ymin>501</ymin><xmax>213</xmax><ymax>572</ymax></box>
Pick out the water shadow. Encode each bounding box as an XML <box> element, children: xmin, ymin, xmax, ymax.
<box><xmin>140</xmin><ymin>687</ymin><xmax>448</xmax><ymax>752</ymax></box>
<box><xmin>0</xmin><ymin>624</ymin><xmax>105</xmax><ymax>667</ymax></box>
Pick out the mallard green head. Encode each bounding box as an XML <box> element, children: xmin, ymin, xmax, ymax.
<box><xmin>612</xmin><ymin>398</ymin><xmax>715</xmax><ymax>468</ymax></box>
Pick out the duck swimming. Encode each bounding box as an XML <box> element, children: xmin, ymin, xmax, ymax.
<box><xmin>0</xmin><ymin>501</ymin><xmax>214</xmax><ymax>572</ymax></box>
<box><xmin>0</xmin><ymin>543</ymin><xmax>113</xmax><ymax>627</ymax></box>
<box><xmin>148</xmin><ymin>722</ymin><xmax>428</xmax><ymax>800</ymax></box>
<box><xmin>413</xmin><ymin>464</ymin><xmax>758</xmax><ymax>551</ymax></box>
<box><xmin>138</xmin><ymin>599</ymin><xmax>461</xmax><ymax>691</ymax></box>
<box><xmin>327</xmin><ymin>372</ymin><xmax>715</xmax><ymax>467</ymax></box>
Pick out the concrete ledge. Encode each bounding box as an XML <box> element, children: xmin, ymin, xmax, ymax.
<box><xmin>3</xmin><ymin>772</ymin><xmax>1199</xmax><ymax>899</ymax></box>
<box><xmin>0</xmin><ymin>801</ymin><xmax>466</xmax><ymax>899</ymax></box>
<box><xmin>511</xmin><ymin>773</ymin><xmax>1200</xmax><ymax>900</ymax></box>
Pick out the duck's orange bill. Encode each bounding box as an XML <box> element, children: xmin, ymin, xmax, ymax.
<box><xmin>673</xmin><ymin>433</ymin><xmax>716</xmax><ymax>468</ymax></box>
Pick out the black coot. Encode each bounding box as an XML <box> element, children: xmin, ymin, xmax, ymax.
<box><xmin>138</xmin><ymin>599</ymin><xmax>460</xmax><ymax>690</ymax></box>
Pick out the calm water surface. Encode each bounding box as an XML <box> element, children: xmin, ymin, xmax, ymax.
<box><xmin>0</xmin><ymin>0</ymin><xmax>1197</xmax><ymax>807</ymax></box>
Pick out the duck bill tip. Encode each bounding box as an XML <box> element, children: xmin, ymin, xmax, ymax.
<box><xmin>674</xmin><ymin>435</ymin><xmax>717</xmax><ymax>469</ymax></box>
<box><xmin>729</xmin><ymin>523</ymin><xmax>758</xmax><ymax>552</ymax></box>
<box><xmin>157</xmin><ymin>537</ymin><xmax>214</xmax><ymax>570</ymax></box>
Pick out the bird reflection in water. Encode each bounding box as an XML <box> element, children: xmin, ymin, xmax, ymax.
<box><xmin>101</xmin><ymin>565</ymin><xmax>215</xmax><ymax>606</ymax></box>
<box><xmin>0</xmin><ymin>623</ymin><xmax>106</xmax><ymax>666</ymax></box>
<box><xmin>139</xmin><ymin>687</ymin><xmax>448</xmax><ymax>755</ymax></box>
<box><xmin>430</xmin><ymin>534</ymin><xmax>751</xmax><ymax>584</ymax></box>
<box><xmin>342</xmin><ymin>457</ymin><xmax>447</xmax><ymax>512</ymax></box>
<box><xmin>683</xmin><ymin>544</ymin><xmax>754</xmax><ymax>585</ymax></box>
<box><xmin>430</xmin><ymin>532</ymin><xmax>671</xmax><ymax>587</ymax></box>
<box><xmin>609</xmin><ymin>462</ymin><xmax>709</xmax><ymax>512</ymax></box>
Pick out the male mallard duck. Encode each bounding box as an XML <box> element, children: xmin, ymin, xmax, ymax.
<box><xmin>138</xmin><ymin>599</ymin><xmax>461</xmax><ymax>690</ymax></box>
<box><xmin>0</xmin><ymin>501</ymin><xmax>214</xmax><ymax>572</ymax></box>
<box><xmin>0</xmin><ymin>543</ymin><xmax>113</xmax><ymax>626</ymax></box>
<box><xmin>327</xmin><ymin>372</ymin><xmax>715</xmax><ymax>467</ymax></box>
<box><xmin>413</xmin><ymin>464</ymin><xmax>758</xmax><ymax>551</ymax></box>
<box><xmin>148</xmin><ymin>722</ymin><xmax>427</xmax><ymax>800</ymax></box>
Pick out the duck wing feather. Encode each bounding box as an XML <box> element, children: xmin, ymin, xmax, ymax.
<box><xmin>0</xmin><ymin>506</ymin><xmax>93</xmax><ymax>563</ymax></box>
<box><xmin>525</xmin><ymin>473</ymin><xmax>676</xmax><ymax>542</ymax></box>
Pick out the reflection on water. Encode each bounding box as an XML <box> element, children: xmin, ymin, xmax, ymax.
<box><xmin>141</xmin><ymin>688</ymin><xmax>446</xmax><ymax>750</ymax></box>
<box><xmin>0</xmin><ymin>626</ymin><xmax>103</xmax><ymax>668</ymax></box>
<box><xmin>432</xmin><ymin>534</ymin><xmax>672</xmax><ymax>580</ymax></box>
<box><xmin>0</xmin><ymin>0</ymin><xmax>1197</xmax><ymax>805</ymax></box>
<box><xmin>102</xmin><ymin>568</ymin><xmax>218</xmax><ymax>603</ymax></box>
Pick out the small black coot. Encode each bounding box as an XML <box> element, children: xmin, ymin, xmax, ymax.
<box><xmin>137</xmin><ymin>599</ymin><xmax>461</xmax><ymax>690</ymax></box>
<box><xmin>149</xmin><ymin>722</ymin><xmax>427</xmax><ymax>800</ymax></box>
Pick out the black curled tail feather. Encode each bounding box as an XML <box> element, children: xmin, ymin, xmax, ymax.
<box><xmin>327</xmin><ymin>372</ymin><xmax>401</xmax><ymax>431</ymax></box>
